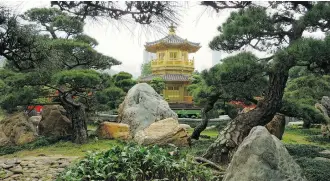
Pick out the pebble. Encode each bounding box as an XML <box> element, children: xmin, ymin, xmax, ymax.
<box><xmin>1</xmin><ymin>163</ymin><xmax>14</xmax><ymax>169</ymax></box>
<box><xmin>9</xmin><ymin>167</ymin><xmax>23</xmax><ymax>174</ymax></box>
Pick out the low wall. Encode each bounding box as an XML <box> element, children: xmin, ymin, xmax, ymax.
<box><xmin>89</xmin><ymin>114</ymin><xmax>230</xmax><ymax>128</ymax></box>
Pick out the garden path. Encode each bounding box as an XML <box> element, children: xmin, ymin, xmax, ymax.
<box><xmin>0</xmin><ymin>155</ymin><xmax>77</xmax><ymax>181</ymax></box>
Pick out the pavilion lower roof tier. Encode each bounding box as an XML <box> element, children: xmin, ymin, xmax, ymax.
<box><xmin>139</xmin><ymin>74</ymin><xmax>191</xmax><ymax>82</ymax></box>
<box><xmin>145</xmin><ymin>34</ymin><xmax>201</xmax><ymax>53</ymax></box>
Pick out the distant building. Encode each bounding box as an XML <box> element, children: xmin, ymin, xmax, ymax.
<box><xmin>212</xmin><ymin>51</ymin><xmax>222</xmax><ymax>66</ymax></box>
<box><xmin>140</xmin><ymin>24</ymin><xmax>201</xmax><ymax>105</ymax></box>
<box><xmin>142</xmin><ymin>50</ymin><xmax>156</xmax><ymax>64</ymax></box>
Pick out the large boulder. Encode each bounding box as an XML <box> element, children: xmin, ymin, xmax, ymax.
<box><xmin>117</xmin><ymin>83</ymin><xmax>178</xmax><ymax>135</ymax></box>
<box><xmin>321</xmin><ymin>96</ymin><xmax>330</xmax><ymax>110</ymax></box>
<box><xmin>223</xmin><ymin>126</ymin><xmax>306</xmax><ymax>181</ymax></box>
<box><xmin>96</xmin><ymin>122</ymin><xmax>131</xmax><ymax>140</ymax></box>
<box><xmin>0</xmin><ymin>112</ymin><xmax>37</xmax><ymax>146</ymax></box>
<box><xmin>38</xmin><ymin>105</ymin><xmax>72</xmax><ymax>137</ymax></box>
<box><xmin>28</xmin><ymin>116</ymin><xmax>42</xmax><ymax>129</ymax></box>
<box><xmin>134</xmin><ymin>118</ymin><xmax>189</xmax><ymax>146</ymax></box>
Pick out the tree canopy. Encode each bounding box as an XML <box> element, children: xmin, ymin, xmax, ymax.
<box><xmin>149</xmin><ymin>77</ymin><xmax>165</xmax><ymax>94</ymax></box>
<box><xmin>0</xmin><ymin>6</ymin><xmax>121</xmax><ymax>144</ymax></box>
<box><xmin>50</xmin><ymin>1</ymin><xmax>181</xmax><ymax>27</ymax></box>
<box><xmin>199</xmin><ymin>1</ymin><xmax>330</xmax><ymax>164</ymax></box>
<box><xmin>113</xmin><ymin>71</ymin><xmax>136</xmax><ymax>93</ymax></box>
<box><xmin>189</xmin><ymin>52</ymin><xmax>268</xmax><ymax>139</ymax></box>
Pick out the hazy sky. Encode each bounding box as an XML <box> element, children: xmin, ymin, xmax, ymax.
<box><xmin>4</xmin><ymin>1</ymin><xmax>325</xmax><ymax>78</ymax></box>
<box><xmin>5</xmin><ymin>1</ymin><xmax>238</xmax><ymax>78</ymax></box>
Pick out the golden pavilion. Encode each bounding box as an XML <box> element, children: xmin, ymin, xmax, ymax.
<box><xmin>140</xmin><ymin>24</ymin><xmax>201</xmax><ymax>104</ymax></box>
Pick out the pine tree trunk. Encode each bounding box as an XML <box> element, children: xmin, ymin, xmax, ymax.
<box><xmin>70</xmin><ymin>105</ymin><xmax>88</xmax><ymax>144</ymax></box>
<box><xmin>203</xmin><ymin>69</ymin><xmax>289</xmax><ymax>164</ymax></box>
<box><xmin>60</xmin><ymin>92</ymin><xmax>88</xmax><ymax>144</ymax></box>
<box><xmin>191</xmin><ymin>93</ymin><xmax>220</xmax><ymax>140</ymax></box>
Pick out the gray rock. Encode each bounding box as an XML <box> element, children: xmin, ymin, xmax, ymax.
<box><xmin>134</xmin><ymin>118</ymin><xmax>189</xmax><ymax>146</ymax></box>
<box><xmin>179</xmin><ymin>124</ymin><xmax>192</xmax><ymax>130</ymax></box>
<box><xmin>1</xmin><ymin>163</ymin><xmax>14</xmax><ymax>169</ymax></box>
<box><xmin>28</xmin><ymin>116</ymin><xmax>42</xmax><ymax>130</ymax></box>
<box><xmin>117</xmin><ymin>83</ymin><xmax>178</xmax><ymax>135</ymax></box>
<box><xmin>223</xmin><ymin>126</ymin><xmax>306</xmax><ymax>181</ymax></box>
<box><xmin>321</xmin><ymin>96</ymin><xmax>330</xmax><ymax>111</ymax></box>
<box><xmin>9</xmin><ymin>166</ymin><xmax>23</xmax><ymax>174</ymax></box>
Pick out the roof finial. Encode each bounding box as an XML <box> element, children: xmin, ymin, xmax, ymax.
<box><xmin>169</xmin><ymin>23</ymin><xmax>176</xmax><ymax>35</ymax></box>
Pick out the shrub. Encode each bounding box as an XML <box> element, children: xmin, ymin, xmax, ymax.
<box><xmin>306</xmin><ymin>135</ymin><xmax>330</xmax><ymax>145</ymax></box>
<box><xmin>285</xmin><ymin>144</ymin><xmax>325</xmax><ymax>158</ymax></box>
<box><xmin>285</xmin><ymin>144</ymin><xmax>330</xmax><ymax>181</ymax></box>
<box><xmin>57</xmin><ymin>144</ymin><xmax>216</xmax><ymax>181</ymax></box>
<box><xmin>295</xmin><ymin>157</ymin><xmax>330</xmax><ymax>181</ymax></box>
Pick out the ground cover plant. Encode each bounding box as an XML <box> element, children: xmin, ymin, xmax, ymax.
<box><xmin>286</xmin><ymin>144</ymin><xmax>330</xmax><ymax>181</ymax></box>
<box><xmin>57</xmin><ymin>144</ymin><xmax>218</xmax><ymax>181</ymax></box>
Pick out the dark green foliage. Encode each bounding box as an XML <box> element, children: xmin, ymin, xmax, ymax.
<box><xmin>295</xmin><ymin>157</ymin><xmax>330</xmax><ymax>181</ymax></box>
<box><xmin>0</xmin><ymin>7</ymin><xmax>121</xmax><ymax>113</ymax></box>
<box><xmin>188</xmin><ymin>52</ymin><xmax>267</xmax><ymax>116</ymax></box>
<box><xmin>181</xmin><ymin>139</ymin><xmax>216</xmax><ymax>157</ymax></box>
<box><xmin>0</xmin><ymin>136</ymin><xmax>68</xmax><ymax>156</ymax></box>
<box><xmin>113</xmin><ymin>72</ymin><xmax>136</xmax><ymax>93</ymax></box>
<box><xmin>22</xmin><ymin>8</ymin><xmax>84</xmax><ymax>38</ymax></box>
<box><xmin>0</xmin><ymin>69</ymin><xmax>50</xmax><ymax>112</ymax></box>
<box><xmin>285</xmin><ymin>143</ymin><xmax>330</xmax><ymax>181</ymax></box>
<box><xmin>285</xmin><ymin>144</ymin><xmax>325</xmax><ymax>158</ymax></box>
<box><xmin>285</xmin><ymin>75</ymin><xmax>330</xmax><ymax>102</ymax></box>
<box><xmin>57</xmin><ymin>144</ymin><xmax>215</xmax><ymax>181</ymax></box>
<box><xmin>282</xmin><ymin>75</ymin><xmax>330</xmax><ymax>126</ymax></box>
<box><xmin>149</xmin><ymin>77</ymin><xmax>165</xmax><ymax>94</ymax></box>
<box><xmin>52</xmin><ymin>69</ymin><xmax>102</xmax><ymax>90</ymax></box>
<box><xmin>288</xmin><ymin>67</ymin><xmax>312</xmax><ymax>80</ymax></box>
<box><xmin>306</xmin><ymin>136</ymin><xmax>330</xmax><ymax>145</ymax></box>
<box><xmin>281</xmin><ymin>100</ymin><xmax>326</xmax><ymax>126</ymax></box>
<box><xmin>95</xmin><ymin>87</ymin><xmax>125</xmax><ymax>111</ymax></box>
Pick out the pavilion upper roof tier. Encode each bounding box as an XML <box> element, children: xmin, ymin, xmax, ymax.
<box><xmin>145</xmin><ymin>24</ymin><xmax>201</xmax><ymax>53</ymax></box>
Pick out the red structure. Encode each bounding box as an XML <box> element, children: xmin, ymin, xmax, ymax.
<box><xmin>27</xmin><ymin>105</ymin><xmax>43</xmax><ymax>114</ymax></box>
<box><xmin>229</xmin><ymin>100</ymin><xmax>257</xmax><ymax>109</ymax></box>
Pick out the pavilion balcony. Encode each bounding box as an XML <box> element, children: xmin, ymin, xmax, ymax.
<box><xmin>151</xmin><ymin>59</ymin><xmax>194</xmax><ymax>69</ymax></box>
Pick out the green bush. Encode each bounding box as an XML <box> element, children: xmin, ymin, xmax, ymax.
<box><xmin>285</xmin><ymin>144</ymin><xmax>325</xmax><ymax>158</ymax></box>
<box><xmin>285</xmin><ymin>144</ymin><xmax>330</xmax><ymax>181</ymax></box>
<box><xmin>306</xmin><ymin>135</ymin><xmax>330</xmax><ymax>145</ymax></box>
<box><xmin>295</xmin><ymin>157</ymin><xmax>330</xmax><ymax>181</ymax></box>
<box><xmin>57</xmin><ymin>144</ymin><xmax>216</xmax><ymax>181</ymax></box>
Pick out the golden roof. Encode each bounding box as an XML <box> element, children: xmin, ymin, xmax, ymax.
<box><xmin>145</xmin><ymin>24</ymin><xmax>201</xmax><ymax>53</ymax></box>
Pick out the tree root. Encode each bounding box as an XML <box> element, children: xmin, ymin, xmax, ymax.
<box><xmin>194</xmin><ymin>156</ymin><xmax>226</xmax><ymax>171</ymax></box>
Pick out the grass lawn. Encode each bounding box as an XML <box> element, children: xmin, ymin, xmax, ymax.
<box><xmin>0</xmin><ymin>139</ymin><xmax>123</xmax><ymax>159</ymax></box>
<box><xmin>282</xmin><ymin>127</ymin><xmax>330</xmax><ymax>149</ymax></box>
<box><xmin>187</xmin><ymin>128</ymin><xmax>219</xmax><ymax>138</ymax></box>
<box><xmin>2</xmin><ymin>126</ymin><xmax>329</xmax><ymax>159</ymax></box>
